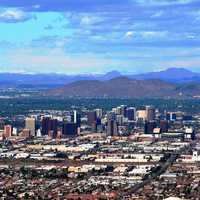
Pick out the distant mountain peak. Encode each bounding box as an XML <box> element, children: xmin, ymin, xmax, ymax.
<box><xmin>105</xmin><ymin>70</ymin><xmax>121</xmax><ymax>75</ymax></box>
<box><xmin>130</xmin><ymin>67</ymin><xmax>199</xmax><ymax>83</ymax></box>
<box><xmin>102</xmin><ymin>70</ymin><xmax>122</xmax><ymax>80</ymax></box>
<box><xmin>164</xmin><ymin>67</ymin><xmax>192</xmax><ymax>73</ymax></box>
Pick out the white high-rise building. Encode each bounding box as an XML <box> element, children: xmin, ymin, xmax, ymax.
<box><xmin>12</xmin><ymin>127</ymin><xmax>18</xmax><ymax>136</ymax></box>
<box><xmin>95</xmin><ymin>109</ymin><xmax>103</xmax><ymax>118</ymax></box>
<box><xmin>36</xmin><ymin>129</ymin><xmax>42</xmax><ymax>137</ymax></box>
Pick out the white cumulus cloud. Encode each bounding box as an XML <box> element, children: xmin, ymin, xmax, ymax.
<box><xmin>125</xmin><ymin>31</ymin><xmax>134</xmax><ymax>38</ymax></box>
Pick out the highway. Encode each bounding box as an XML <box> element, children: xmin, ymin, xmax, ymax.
<box><xmin>118</xmin><ymin>141</ymin><xmax>196</xmax><ymax>199</ymax></box>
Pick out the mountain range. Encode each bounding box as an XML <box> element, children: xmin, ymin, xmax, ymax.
<box><xmin>46</xmin><ymin>76</ymin><xmax>200</xmax><ymax>98</ymax></box>
<box><xmin>0</xmin><ymin>68</ymin><xmax>200</xmax><ymax>89</ymax></box>
<box><xmin>130</xmin><ymin>68</ymin><xmax>200</xmax><ymax>83</ymax></box>
<box><xmin>1</xmin><ymin>68</ymin><xmax>200</xmax><ymax>98</ymax></box>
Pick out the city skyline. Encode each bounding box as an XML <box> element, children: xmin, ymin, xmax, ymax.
<box><xmin>1</xmin><ymin>0</ymin><xmax>200</xmax><ymax>74</ymax></box>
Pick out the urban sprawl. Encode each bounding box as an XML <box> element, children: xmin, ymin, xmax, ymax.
<box><xmin>0</xmin><ymin>105</ymin><xmax>200</xmax><ymax>200</ymax></box>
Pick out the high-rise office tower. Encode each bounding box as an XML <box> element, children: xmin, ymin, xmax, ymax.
<box><xmin>25</xmin><ymin>117</ymin><xmax>36</xmax><ymax>137</ymax></box>
<box><xmin>41</xmin><ymin>117</ymin><xmax>50</xmax><ymax>135</ymax></box>
<box><xmin>96</xmin><ymin>117</ymin><xmax>101</xmax><ymax>125</ymax></box>
<box><xmin>95</xmin><ymin>109</ymin><xmax>103</xmax><ymax>118</ymax></box>
<box><xmin>144</xmin><ymin>121</ymin><xmax>157</xmax><ymax>134</ymax></box>
<box><xmin>71</xmin><ymin>110</ymin><xmax>81</xmax><ymax>127</ymax></box>
<box><xmin>62</xmin><ymin>122</ymin><xmax>77</xmax><ymax>136</ymax></box>
<box><xmin>120</xmin><ymin>105</ymin><xmax>127</xmax><ymax>117</ymax></box>
<box><xmin>146</xmin><ymin>106</ymin><xmax>156</xmax><ymax>122</ymax></box>
<box><xmin>107</xmin><ymin>111</ymin><xmax>116</xmax><ymax>121</ymax></box>
<box><xmin>136</xmin><ymin>110</ymin><xmax>147</xmax><ymax>121</ymax></box>
<box><xmin>41</xmin><ymin>117</ymin><xmax>58</xmax><ymax>137</ymax></box>
<box><xmin>0</xmin><ymin>120</ymin><xmax>5</xmax><ymax>130</ymax></box>
<box><xmin>116</xmin><ymin>115</ymin><xmax>123</xmax><ymax>126</ymax></box>
<box><xmin>12</xmin><ymin>127</ymin><xmax>18</xmax><ymax>136</ymax></box>
<box><xmin>107</xmin><ymin>119</ymin><xmax>118</xmax><ymax>136</ymax></box>
<box><xmin>160</xmin><ymin>120</ymin><xmax>169</xmax><ymax>133</ymax></box>
<box><xmin>3</xmin><ymin>125</ymin><xmax>12</xmax><ymax>138</ymax></box>
<box><xmin>127</xmin><ymin>107</ymin><xmax>136</xmax><ymax>121</ymax></box>
<box><xmin>116</xmin><ymin>107</ymin><xmax>122</xmax><ymax>115</ymax></box>
<box><xmin>49</xmin><ymin>119</ymin><xmax>58</xmax><ymax>138</ymax></box>
<box><xmin>36</xmin><ymin>129</ymin><xmax>42</xmax><ymax>137</ymax></box>
<box><xmin>87</xmin><ymin>111</ymin><xmax>97</xmax><ymax>126</ymax></box>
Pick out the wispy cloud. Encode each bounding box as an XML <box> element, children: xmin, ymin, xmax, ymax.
<box><xmin>0</xmin><ymin>0</ymin><xmax>200</xmax><ymax>73</ymax></box>
<box><xmin>151</xmin><ymin>10</ymin><xmax>164</xmax><ymax>18</ymax></box>
<box><xmin>0</xmin><ymin>9</ymin><xmax>35</xmax><ymax>23</ymax></box>
<box><xmin>133</xmin><ymin>0</ymin><xmax>198</xmax><ymax>6</ymax></box>
<box><xmin>125</xmin><ymin>31</ymin><xmax>134</xmax><ymax>38</ymax></box>
<box><xmin>140</xmin><ymin>31</ymin><xmax>168</xmax><ymax>39</ymax></box>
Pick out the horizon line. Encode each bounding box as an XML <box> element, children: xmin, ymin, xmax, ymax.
<box><xmin>0</xmin><ymin>67</ymin><xmax>195</xmax><ymax>76</ymax></box>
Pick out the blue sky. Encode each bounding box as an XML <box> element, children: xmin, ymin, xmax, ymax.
<box><xmin>0</xmin><ymin>0</ymin><xmax>200</xmax><ymax>74</ymax></box>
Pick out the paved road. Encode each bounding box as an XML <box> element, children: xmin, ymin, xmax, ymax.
<box><xmin>118</xmin><ymin>141</ymin><xmax>196</xmax><ymax>199</ymax></box>
<box><xmin>0</xmin><ymin>158</ymin><xmax>158</xmax><ymax>168</ymax></box>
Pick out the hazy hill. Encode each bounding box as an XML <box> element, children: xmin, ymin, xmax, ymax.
<box><xmin>46</xmin><ymin>77</ymin><xmax>197</xmax><ymax>98</ymax></box>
